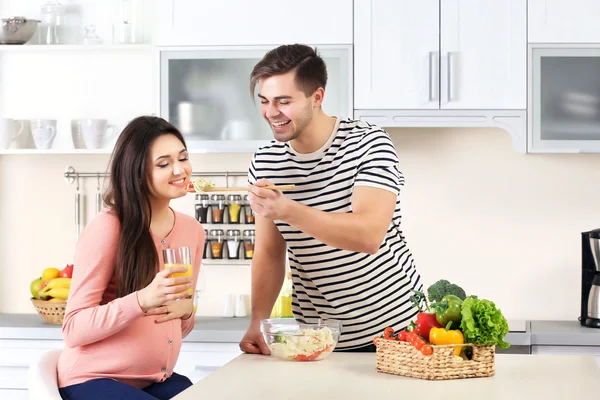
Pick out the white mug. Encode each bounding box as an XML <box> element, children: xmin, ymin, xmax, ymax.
<box><xmin>73</xmin><ymin>119</ymin><xmax>118</xmax><ymax>149</ymax></box>
<box><xmin>0</xmin><ymin>118</ymin><xmax>24</xmax><ymax>149</ymax></box>
<box><xmin>30</xmin><ymin>119</ymin><xmax>57</xmax><ymax>150</ymax></box>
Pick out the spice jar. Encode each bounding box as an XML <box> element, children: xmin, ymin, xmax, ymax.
<box><xmin>242</xmin><ymin>229</ymin><xmax>255</xmax><ymax>259</ymax></box>
<box><xmin>210</xmin><ymin>194</ymin><xmax>226</xmax><ymax>224</ymax></box>
<box><xmin>226</xmin><ymin>229</ymin><xmax>241</xmax><ymax>259</ymax></box>
<box><xmin>194</xmin><ymin>194</ymin><xmax>211</xmax><ymax>223</ymax></box>
<box><xmin>209</xmin><ymin>229</ymin><xmax>224</xmax><ymax>259</ymax></box>
<box><xmin>243</xmin><ymin>195</ymin><xmax>255</xmax><ymax>224</ymax></box>
<box><xmin>227</xmin><ymin>194</ymin><xmax>242</xmax><ymax>224</ymax></box>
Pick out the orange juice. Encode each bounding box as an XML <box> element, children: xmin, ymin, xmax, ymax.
<box><xmin>166</xmin><ymin>263</ymin><xmax>193</xmax><ymax>295</ymax></box>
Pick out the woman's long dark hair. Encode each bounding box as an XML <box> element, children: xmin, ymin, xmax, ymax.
<box><xmin>104</xmin><ymin>116</ymin><xmax>187</xmax><ymax>298</ymax></box>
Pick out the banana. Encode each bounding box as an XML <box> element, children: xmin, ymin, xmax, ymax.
<box><xmin>48</xmin><ymin>297</ymin><xmax>66</xmax><ymax>303</ymax></box>
<box><xmin>43</xmin><ymin>287</ymin><xmax>70</xmax><ymax>300</ymax></box>
<box><xmin>42</xmin><ymin>278</ymin><xmax>71</xmax><ymax>291</ymax></box>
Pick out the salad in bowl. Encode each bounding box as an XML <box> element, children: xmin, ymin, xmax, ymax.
<box><xmin>260</xmin><ymin>318</ymin><xmax>342</xmax><ymax>361</ymax></box>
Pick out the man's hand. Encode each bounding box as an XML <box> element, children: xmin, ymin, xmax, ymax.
<box><xmin>146</xmin><ymin>299</ymin><xmax>194</xmax><ymax>323</ymax></box>
<box><xmin>239</xmin><ymin>321</ymin><xmax>271</xmax><ymax>355</ymax></box>
<box><xmin>248</xmin><ymin>178</ymin><xmax>292</xmax><ymax>221</ymax></box>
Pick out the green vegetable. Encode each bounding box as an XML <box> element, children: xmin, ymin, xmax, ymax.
<box><xmin>427</xmin><ymin>279</ymin><xmax>467</xmax><ymax>303</ymax></box>
<box><xmin>273</xmin><ymin>331</ymin><xmax>286</xmax><ymax>344</ymax></box>
<box><xmin>459</xmin><ymin>296</ymin><xmax>510</xmax><ymax>349</ymax></box>
<box><xmin>431</xmin><ymin>295</ymin><xmax>463</xmax><ymax>330</ymax></box>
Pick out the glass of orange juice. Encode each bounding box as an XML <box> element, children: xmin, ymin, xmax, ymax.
<box><xmin>163</xmin><ymin>246</ymin><xmax>193</xmax><ymax>296</ymax></box>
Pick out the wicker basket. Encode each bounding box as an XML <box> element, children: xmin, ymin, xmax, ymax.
<box><xmin>30</xmin><ymin>298</ymin><xmax>66</xmax><ymax>325</ymax></box>
<box><xmin>376</xmin><ymin>339</ymin><xmax>495</xmax><ymax>380</ymax></box>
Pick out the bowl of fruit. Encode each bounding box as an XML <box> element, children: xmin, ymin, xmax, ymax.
<box><xmin>260</xmin><ymin>318</ymin><xmax>342</xmax><ymax>361</ymax></box>
<box><xmin>29</xmin><ymin>264</ymin><xmax>73</xmax><ymax>325</ymax></box>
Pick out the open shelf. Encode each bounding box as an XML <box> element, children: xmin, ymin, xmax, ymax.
<box><xmin>0</xmin><ymin>44</ymin><xmax>153</xmax><ymax>52</ymax></box>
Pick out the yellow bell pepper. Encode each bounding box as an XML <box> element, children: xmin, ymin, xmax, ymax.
<box><xmin>429</xmin><ymin>327</ymin><xmax>464</xmax><ymax>356</ymax></box>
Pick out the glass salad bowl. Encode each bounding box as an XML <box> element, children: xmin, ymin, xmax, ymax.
<box><xmin>260</xmin><ymin>318</ymin><xmax>342</xmax><ymax>361</ymax></box>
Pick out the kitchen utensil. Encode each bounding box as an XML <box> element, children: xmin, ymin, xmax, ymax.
<box><xmin>0</xmin><ymin>118</ymin><xmax>24</xmax><ymax>149</ymax></box>
<box><xmin>30</xmin><ymin>119</ymin><xmax>57</xmax><ymax>149</ymax></box>
<box><xmin>260</xmin><ymin>318</ymin><xmax>342</xmax><ymax>361</ymax></box>
<box><xmin>95</xmin><ymin>173</ymin><xmax>102</xmax><ymax>214</ymax></box>
<box><xmin>0</xmin><ymin>17</ymin><xmax>40</xmax><ymax>44</ymax></box>
<box><xmin>75</xmin><ymin>174</ymin><xmax>81</xmax><ymax>239</ymax></box>
<box><xmin>580</xmin><ymin>229</ymin><xmax>600</xmax><ymax>328</ymax></box>
<box><xmin>187</xmin><ymin>184</ymin><xmax>295</xmax><ymax>193</ymax></box>
<box><xmin>176</xmin><ymin>101</ymin><xmax>223</xmax><ymax>138</ymax></box>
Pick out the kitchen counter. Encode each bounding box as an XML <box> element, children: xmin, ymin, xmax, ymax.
<box><xmin>4</xmin><ymin>314</ymin><xmax>597</xmax><ymax>348</ymax></box>
<box><xmin>173</xmin><ymin>353</ymin><xmax>600</xmax><ymax>399</ymax></box>
<box><xmin>0</xmin><ymin>314</ymin><xmax>251</xmax><ymax>342</ymax></box>
<box><xmin>531</xmin><ymin>320</ymin><xmax>600</xmax><ymax>346</ymax></box>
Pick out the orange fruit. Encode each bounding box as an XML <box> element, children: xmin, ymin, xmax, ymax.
<box><xmin>41</xmin><ymin>268</ymin><xmax>61</xmax><ymax>282</ymax></box>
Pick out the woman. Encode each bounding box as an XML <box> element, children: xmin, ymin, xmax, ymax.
<box><xmin>57</xmin><ymin>116</ymin><xmax>205</xmax><ymax>400</ymax></box>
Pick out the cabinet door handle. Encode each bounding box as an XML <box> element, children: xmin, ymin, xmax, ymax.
<box><xmin>447</xmin><ymin>51</ymin><xmax>457</xmax><ymax>102</ymax></box>
<box><xmin>429</xmin><ymin>51</ymin><xmax>439</xmax><ymax>102</ymax></box>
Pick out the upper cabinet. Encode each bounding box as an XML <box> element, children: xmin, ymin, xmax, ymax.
<box><xmin>353</xmin><ymin>0</ymin><xmax>439</xmax><ymax>110</ymax></box>
<box><xmin>354</xmin><ymin>0</ymin><xmax>526</xmax><ymax>111</ymax></box>
<box><xmin>528</xmin><ymin>0</ymin><xmax>600</xmax><ymax>43</ymax></box>
<box><xmin>155</xmin><ymin>0</ymin><xmax>353</xmax><ymax>46</ymax></box>
<box><xmin>353</xmin><ymin>0</ymin><xmax>527</xmax><ymax>152</ymax></box>
<box><xmin>440</xmin><ymin>0</ymin><xmax>526</xmax><ymax>110</ymax></box>
<box><xmin>158</xmin><ymin>46</ymin><xmax>352</xmax><ymax>153</ymax></box>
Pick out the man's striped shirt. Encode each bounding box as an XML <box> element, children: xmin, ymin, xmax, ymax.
<box><xmin>248</xmin><ymin>118</ymin><xmax>422</xmax><ymax>349</ymax></box>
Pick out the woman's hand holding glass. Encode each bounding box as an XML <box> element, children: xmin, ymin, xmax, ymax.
<box><xmin>136</xmin><ymin>266</ymin><xmax>193</xmax><ymax>313</ymax></box>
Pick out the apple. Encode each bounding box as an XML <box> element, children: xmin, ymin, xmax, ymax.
<box><xmin>30</xmin><ymin>277</ymin><xmax>43</xmax><ymax>299</ymax></box>
<box><xmin>59</xmin><ymin>264</ymin><xmax>74</xmax><ymax>279</ymax></box>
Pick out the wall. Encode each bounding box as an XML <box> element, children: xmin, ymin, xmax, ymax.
<box><xmin>0</xmin><ymin>0</ymin><xmax>597</xmax><ymax>323</ymax></box>
<box><xmin>3</xmin><ymin>126</ymin><xmax>600</xmax><ymax>322</ymax></box>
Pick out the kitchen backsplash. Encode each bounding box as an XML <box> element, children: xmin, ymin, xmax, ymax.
<box><xmin>3</xmin><ymin>126</ymin><xmax>600</xmax><ymax>322</ymax></box>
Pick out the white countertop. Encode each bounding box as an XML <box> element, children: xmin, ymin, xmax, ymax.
<box><xmin>173</xmin><ymin>353</ymin><xmax>600</xmax><ymax>400</ymax></box>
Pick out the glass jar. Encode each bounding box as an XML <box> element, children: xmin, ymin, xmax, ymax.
<box><xmin>227</xmin><ymin>194</ymin><xmax>242</xmax><ymax>224</ymax></box>
<box><xmin>40</xmin><ymin>1</ymin><xmax>66</xmax><ymax>45</ymax></box>
<box><xmin>194</xmin><ymin>194</ymin><xmax>211</xmax><ymax>223</ymax></box>
<box><xmin>226</xmin><ymin>229</ymin><xmax>241</xmax><ymax>259</ymax></box>
<box><xmin>242</xmin><ymin>229</ymin><xmax>255</xmax><ymax>259</ymax></box>
<box><xmin>210</xmin><ymin>194</ymin><xmax>226</xmax><ymax>224</ymax></box>
<box><xmin>209</xmin><ymin>229</ymin><xmax>224</xmax><ymax>259</ymax></box>
<box><xmin>243</xmin><ymin>195</ymin><xmax>255</xmax><ymax>224</ymax></box>
<box><xmin>113</xmin><ymin>0</ymin><xmax>141</xmax><ymax>44</ymax></box>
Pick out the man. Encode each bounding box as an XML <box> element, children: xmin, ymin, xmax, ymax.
<box><xmin>240</xmin><ymin>44</ymin><xmax>422</xmax><ymax>353</ymax></box>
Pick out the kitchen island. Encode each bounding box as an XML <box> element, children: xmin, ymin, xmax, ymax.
<box><xmin>173</xmin><ymin>353</ymin><xmax>600</xmax><ymax>399</ymax></box>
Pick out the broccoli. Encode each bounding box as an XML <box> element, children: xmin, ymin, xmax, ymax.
<box><xmin>427</xmin><ymin>279</ymin><xmax>467</xmax><ymax>303</ymax></box>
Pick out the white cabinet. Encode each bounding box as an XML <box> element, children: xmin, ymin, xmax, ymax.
<box><xmin>155</xmin><ymin>0</ymin><xmax>353</xmax><ymax>46</ymax></box>
<box><xmin>528</xmin><ymin>0</ymin><xmax>600</xmax><ymax>43</ymax></box>
<box><xmin>0</xmin><ymin>338</ymin><xmax>241</xmax><ymax>397</ymax></box>
<box><xmin>353</xmin><ymin>0</ymin><xmax>439</xmax><ymax>110</ymax></box>
<box><xmin>175</xmin><ymin>342</ymin><xmax>242</xmax><ymax>383</ymax></box>
<box><xmin>158</xmin><ymin>45</ymin><xmax>352</xmax><ymax>153</ymax></box>
<box><xmin>354</xmin><ymin>0</ymin><xmax>526</xmax><ymax>111</ymax></box>
<box><xmin>440</xmin><ymin>0</ymin><xmax>526</xmax><ymax>110</ymax></box>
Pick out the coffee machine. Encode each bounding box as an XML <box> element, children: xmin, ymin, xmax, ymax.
<box><xmin>580</xmin><ymin>229</ymin><xmax>600</xmax><ymax>328</ymax></box>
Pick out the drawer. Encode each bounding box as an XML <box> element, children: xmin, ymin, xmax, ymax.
<box><xmin>532</xmin><ymin>345</ymin><xmax>600</xmax><ymax>355</ymax></box>
<box><xmin>0</xmin><ymin>365</ymin><xmax>28</xmax><ymax>390</ymax></box>
<box><xmin>0</xmin><ymin>388</ymin><xmax>28</xmax><ymax>400</ymax></box>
